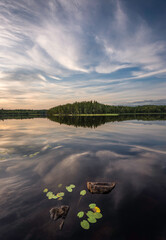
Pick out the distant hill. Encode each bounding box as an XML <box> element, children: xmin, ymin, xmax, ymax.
<box><xmin>48</xmin><ymin>101</ymin><xmax>166</xmax><ymax>115</ymax></box>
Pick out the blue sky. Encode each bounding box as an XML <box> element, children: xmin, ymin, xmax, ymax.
<box><xmin>0</xmin><ymin>0</ymin><xmax>166</xmax><ymax>109</ymax></box>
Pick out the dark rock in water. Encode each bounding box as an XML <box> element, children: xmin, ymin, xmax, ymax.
<box><xmin>50</xmin><ymin>205</ymin><xmax>69</xmax><ymax>230</ymax></box>
<box><xmin>50</xmin><ymin>205</ymin><xmax>69</xmax><ymax>220</ymax></box>
<box><xmin>87</xmin><ymin>182</ymin><xmax>116</xmax><ymax>194</ymax></box>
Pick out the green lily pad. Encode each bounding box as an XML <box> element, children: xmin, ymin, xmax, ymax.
<box><xmin>77</xmin><ymin>211</ymin><xmax>84</xmax><ymax>218</ymax></box>
<box><xmin>29</xmin><ymin>151</ymin><xmax>40</xmax><ymax>158</ymax></box>
<box><xmin>66</xmin><ymin>186</ymin><xmax>73</xmax><ymax>192</ymax></box>
<box><xmin>46</xmin><ymin>191</ymin><xmax>52</xmax><ymax>196</ymax></box>
<box><xmin>70</xmin><ymin>184</ymin><xmax>75</xmax><ymax>188</ymax></box>
<box><xmin>34</xmin><ymin>152</ymin><xmax>39</xmax><ymax>156</ymax></box>
<box><xmin>58</xmin><ymin>197</ymin><xmax>63</xmax><ymax>200</ymax></box>
<box><xmin>80</xmin><ymin>220</ymin><xmax>90</xmax><ymax>230</ymax></box>
<box><xmin>80</xmin><ymin>190</ymin><xmax>86</xmax><ymax>196</ymax></box>
<box><xmin>43</xmin><ymin>188</ymin><xmax>48</xmax><ymax>193</ymax></box>
<box><xmin>58</xmin><ymin>184</ymin><xmax>62</xmax><ymax>188</ymax></box>
<box><xmin>89</xmin><ymin>203</ymin><xmax>96</xmax><ymax>209</ymax></box>
<box><xmin>87</xmin><ymin>217</ymin><xmax>97</xmax><ymax>223</ymax></box>
<box><xmin>93</xmin><ymin>212</ymin><xmax>103</xmax><ymax>219</ymax></box>
<box><xmin>86</xmin><ymin>211</ymin><xmax>95</xmax><ymax>218</ymax></box>
<box><xmin>52</xmin><ymin>195</ymin><xmax>58</xmax><ymax>199</ymax></box>
<box><xmin>58</xmin><ymin>192</ymin><xmax>65</xmax><ymax>197</ymax></box>
<box><xmin>48</xmin><ymin>195</ymin><xmax>53</xmax><ymax>199</ymax></box>
<box><xmin>46</xmin><ymin>192</ymin><xmax>54</xmax><ymax>199</ymax></box>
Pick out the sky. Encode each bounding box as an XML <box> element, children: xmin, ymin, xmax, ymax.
<box><xmin>0</xmin><ymin>0</ymin><xmax>166</xmax><ymax>109</ymax></box>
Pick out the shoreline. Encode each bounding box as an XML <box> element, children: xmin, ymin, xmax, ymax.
<box><xmin>52</xmin><ymin>113</ymin><xmax>166</xmax><ymax>116</ymax></box>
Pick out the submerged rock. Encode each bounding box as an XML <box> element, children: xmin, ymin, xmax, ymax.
<box><xmin>50</xmin><ymin>205</ymin><xmax>70</xmax><ymax>230</ymax></box>
<box><xmin>87</xmin><ymin>182</ymin><xmax>116</xmax><ymax>194</ymax></box>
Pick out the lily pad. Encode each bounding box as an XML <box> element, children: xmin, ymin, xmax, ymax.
<box><xmin>70</xmin><ymin>184</ymin><xmax>75</xmax><ymax>188</ymax></box>
<box><xmin>58</xmin><ymin>197</ymin><xmax>63</xmax><ymax>200</ymax></box>
<box><xmin>46</xmin><ymin>191</ymin><xmax>53</xmax><ymax>197</ymax></box>
<box><xmin>77</xmin><ymin>211</ymin><xmax>84</xmax><ymax>218</ymax></box>
<box><xmin>80</xmin><ymin>220</ymin><xmax>90</xmax><ymax>230</ymax></box>
<box><xmin>29</xmin><ymin>152</ymin><xmax>39</xmax><ymax>158</ymax></box>
<box><xmin>43</xmin><ymin>188</ymin><xmax>48</xmax><ymax>193</ymax></box>
<box><xmin>58</xmin><ymin>192</ymin><xmax>65</xmax><ymax>197</ymax></box>
<box><xmin>93</xmin><ymin>212</ymin><xmax>103</xmax><ymax>219</ymax></box>
<box><xmin>52</xmin><ymin>195</ymin><xmax>58</xmax><ymax>199</ymax></box>
<box><xmin>80</xmin><ymin>190</ymin><xmax>86</xmax><ymax>196</ymax></box>
<box><xmin>86</xmin><ymin>211</ymin><xmax>95</xmax><ymax>218</ymax></box>
<box><xmin>87</xmin><ymin>217</ymin><xmax>97</xmax><ymax>223</ymax></box>
<box><xmin>46</xmin><ymin>192</ymin><xmax>54</xmax><ymax>199</ymax></box>
<box><xmin>66</xmin><ymin>186</ymin><xmax>72</xmax><ymax>192</ymax></box>
<box><xmin>34</xmin><ymin>152</ymin><xmax>39</xmax><ymax>156</ymax></box>
<box><xmin>89</xmin><ymin>203</ymin><xmax>96</xmax><ymax>209</ymax></box>
<box><xmin>48</xmin><ymin>195</ymin><xmax>53</xmax><ymax>199</ymax></box>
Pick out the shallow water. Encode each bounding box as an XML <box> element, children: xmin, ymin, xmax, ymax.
<box><xmin>0</xmin><ymin>118</ymin><xmax>166</xmax><ymax>240</ymax></box>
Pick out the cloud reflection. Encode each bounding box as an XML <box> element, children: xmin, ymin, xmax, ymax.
<box><xmin>0</xmin><ymin>119</ymin><xmax>166</xmax><ymax>239</ymax></box>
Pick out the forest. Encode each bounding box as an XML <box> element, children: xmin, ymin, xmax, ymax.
<box><xmin>48</xmin><ymin>101</ymin><xmax>166</xmax><ymax>116</ymax></box>
<box><xmin>0</xmin><ymin>109</ymin><xmax>47</xmax><ymax>119</ymax></box>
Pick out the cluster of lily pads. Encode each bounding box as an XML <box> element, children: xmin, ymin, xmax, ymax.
<box><xmin>43</xmin><ymin>184</ymin><xmax>102</xmax><ymax>230</ymax></box>
<box><xmin>43</xmin><ymin>184</ymin><xmax>87</xmax><ymax>200</ymax></box>
<box><xmin>43</xmin><ymin>188</ymin><xmax>65</xmax><ymax>200</ymax></box>
<box><xmin>43</xmin><ymin>183</ymin><xmax>77</xmax><ymax>201</ymax></box>
<box><xmin>23</xmin><ymin>151</ymin><xmax>39</xmax><ymax>158</ymax></box>
<box><xmin>77</xmin><ymin>203</ymin><xmax>103</xmax><ymax>230</ymax></box>
<box><xmin>1</xmin><ymin>144</ymin><xmax>63</xmax><ymax>162</ymax></box>
<box><xmin>23</xmin><ymin>144</ymin><xmax>62</xmax><ymax>159</ymax></box>
<box><xmin>66</xmin><ymin>184</ymin><xmax>76</xmax><ymax>192</ymax></box>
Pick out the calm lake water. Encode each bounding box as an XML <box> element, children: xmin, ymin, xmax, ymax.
<box><xmin>0</xmin><ymin>117</ymin><xmax>166</xmax><ymax>240</ymax></box>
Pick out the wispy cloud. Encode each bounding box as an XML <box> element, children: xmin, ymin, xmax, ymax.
<box><xmin>49</xmin><ymin>75</ymin><xmax>62</xmax><ymax>81</ymax></box>
<box><xmin>38</xmin><ymin>74</ymin><xmax>47</xmax><ymax>82</ymax></box>
<box><xmin>94</xmin><ymin>1</ymin><xmax>166</xmax><ymax>76</ymax></box>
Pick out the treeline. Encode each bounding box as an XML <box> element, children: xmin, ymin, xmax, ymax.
<box><xmin>48</xmin><ymin>101</ymin><xmax>166</xmax><ymax>115</ymax></box>
<box><xmin>0</xmin><ymin>109</ymin><xmax>47</xmax><ymax>119</ymax></box>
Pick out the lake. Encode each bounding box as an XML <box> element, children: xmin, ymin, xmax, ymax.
<box><xmin>0</xmin><ymin>117</ymin><xmax>166</xmax><ymax>240</ymax></box>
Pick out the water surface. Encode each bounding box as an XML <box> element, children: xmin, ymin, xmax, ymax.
<box><xmin>0</xmin><ymin>117</ymin><xmax>166</xmax><ymax>240</ymax></box>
